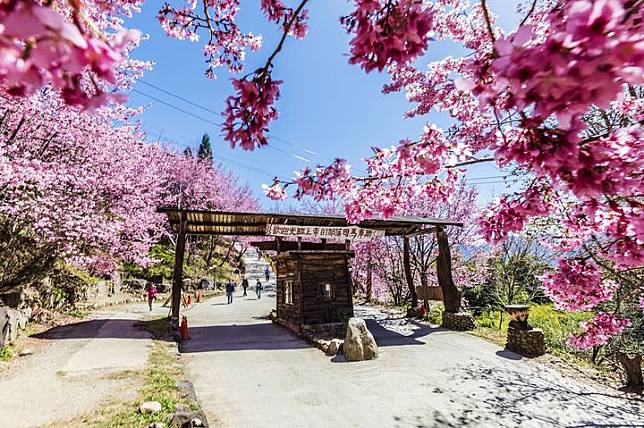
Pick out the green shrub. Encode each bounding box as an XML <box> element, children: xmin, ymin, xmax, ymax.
<box><xmin>528</xmin><ymin>304</ymin><xmax>591</xmax><ymax>353</ymax></box>
<box><xmin>424</xmin><ymin>301</ymin><xmax>444</xmax><ymax>324</ymax></box>
<box><xmin>475</xmin><ymin>309</ymin><xmax>507</xmax><ymax>330</ymax></box>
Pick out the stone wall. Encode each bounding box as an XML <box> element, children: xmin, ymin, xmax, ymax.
<box><xmin>506</xmin><ymin>327</ymin><xmax>546</xmax><ymax>357</ymax></box>
<box><xmin>441</xmin><ymin>311</ymin><xmax>476</xmax><ymax>331</ymax></box>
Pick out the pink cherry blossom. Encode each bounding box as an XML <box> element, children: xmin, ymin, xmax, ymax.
<box><xmin>261</xmin><ymin>182</ymin><xmax>288</xmax><ymax>200</ymax></box>
<box><xmin>223</xmin><ymin>73</ymin><xmax>282</xmax><ymax>150</ymax></box>
<box><xmin>567</xmin><ymin>312</ymin><xmax>631</xmax><ymax>350</ymax></box>
<box><xmin>543</xmin><ymin>259</ymin><xmax>619</xmax><ymax>311</ymax></box>
<box><xmin>0</xmin><ymin>0</ymin><xmax>141</xmax><ymax>108</ymax></box>
<box><xmin>261</xmin><ymin>0</ymin><xmax>309</xmax><ymax>39</ymax></box>
<box><xmin>342</xmin><ymin>0</ymin><xmax>435</xmax><ymax>72</ymax></box>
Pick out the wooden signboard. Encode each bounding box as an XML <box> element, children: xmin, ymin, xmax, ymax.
<box><xmin>416</xmin><ymin>285</ymin><xmax>443</xmax><ymax>301</ymax></box>
<box><xmin>266</xmin><ymin>224</ymin><xmax>385</xmax><ymax>241</ymax></box>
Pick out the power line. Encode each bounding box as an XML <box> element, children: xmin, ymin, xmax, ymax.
<box><xmin>139</xmin><ymin>79</ymin><xmax>222</xmax><ymax>116</ymax></box>
<box><xmin>137</xmin><ymin>79</ymin><xmax>349</xmax><ymax>164</ymax></box>
<box><xmin>134</xmin><ymin>80</ymin><xmax>513</xmax><ymax>179</ymax></box>
<box><xmin>132</xmin><ymin>89</ymin><xmax>222</xmax><ymax>127</ymax></box>
<box><xmin>150</xmin><ymin>130</ymin><xmax>291</xmax><ymax>182</ymax></box>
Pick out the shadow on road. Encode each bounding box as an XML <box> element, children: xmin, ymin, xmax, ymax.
<box><xmin>32</xmin><ymin>319</ymin><xmax>309</xmax><ymax>353</ymax></box>
<box><xmin>31</xmin><ymin>318</ymin><xmax>169</xmax><ymax>341</ymax></box>
<box><xmin>495</xmin><ymin>349</ymin><xmax>523</xmax><ymax>360</ymax></box>
<box><xmin>32</xmin><ymin>314</ymin><xmax>445</xmax><ymax>354</ymax></box>
<box><xmin>365</xmin><ymin>318</ymin><xmax>439</xmax><ymax>347</ymax></box>
<box><xmin>180</xmin><ymin>322</ymin><xmax>309</xmax><ymax>353</ymax></box>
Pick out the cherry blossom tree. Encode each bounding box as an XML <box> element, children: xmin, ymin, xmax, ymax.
<box><xmin>0</xmin><ymin>85</ymin><xmax>256</xmax><ymax>292</ymax></box>
<box><xmin>352</xmin><ymin>182</ymin><xmax>484</xmax><ymax>306</ymax></box>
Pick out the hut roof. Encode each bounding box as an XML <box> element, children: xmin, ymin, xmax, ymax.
<box><xmin>157</xmin><ymin>207</ymin><xmax>463</xmax><ymax>237</ymax></box>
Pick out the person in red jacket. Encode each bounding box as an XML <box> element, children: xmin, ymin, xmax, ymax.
<box><xmin>144</xmin><ymin>282</ymin><xmax>158</xmax><ymax>312</ymax></box>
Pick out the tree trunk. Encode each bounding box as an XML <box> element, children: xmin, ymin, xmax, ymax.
<box><xmin>435</xmin><ymin>226</ymin><xmax>461</xmax><ymax>313</ymax></box>
<box><xmin>403</xmin><ymin>237</ymin><xmax>418</xmax><ymax>309</ymax></box>
<box><xmin>617</xmin><ymin>353</ymin><xmax>643</xmax><ymax>390</ymax></box>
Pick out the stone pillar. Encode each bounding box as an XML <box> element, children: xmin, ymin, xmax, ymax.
<box><xmin>504</xmin><ymin>305</ymin><xmax>546</xmax><ymax>357</ymax></box>
<box><xmin>112</xmin><ymin>271</ymin><xmax>122</xmax><ymax>294</ymax></box>
<box><xmin>441</xmin><ymin>311</ymin><xmax>476</xmax><ymax>331</ymax></box>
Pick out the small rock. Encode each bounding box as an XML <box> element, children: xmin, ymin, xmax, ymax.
<box><xmin>139</xmin><ymin>401</ymin><xmax>162</xmax><ymax>414</ymax></box>
<box><xmin>326</xmin><ymin>339</ymin><xmax>343</xmax><ymax>356</ymax></box>
<box><xmin>19</xmin><ymin>348</ymin><xmax>33</xmax><ymax>356</ymax></box>
<box><xmin>174</xmin><ymin>404</ymin><xmax>190</xmax><ymax>413</ymax></box>
<box><xmin>171</xmin><ymin>410</ymin><xmax>207</xmax><ymax>428</ymax></box>
<box><xmin>148</xmin><ymin>423</ymin><xmax>165</xmax><ymax>428</ymax></box>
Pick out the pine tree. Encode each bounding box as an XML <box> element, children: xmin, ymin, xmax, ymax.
<box><xmin>197</xmin><ymin>133</ymin><xmax>213</xmax><ymax>163</ymax></box>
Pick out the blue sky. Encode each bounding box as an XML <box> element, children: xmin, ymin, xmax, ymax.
<box><xmin>127</xmin><ymin>1</ymin><xmax>520</xmax><ymax>208</ymax></box>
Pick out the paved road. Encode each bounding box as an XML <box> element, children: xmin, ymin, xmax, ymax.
<box><xmin>180</xmin><ymin>291</ymin><xmax>643</xmax><ymax>428</ymax></box>
<box><xmin>0</xmin><ymin>302</ymin><xmax>159</xmax><ymax>427</ymax></box>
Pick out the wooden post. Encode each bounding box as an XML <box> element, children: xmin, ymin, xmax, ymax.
<box><xmin>403</xmin><ymin>236</ymin><xmax>418</xmax><ymax>309</ymax></box>
<box><xmin>171</xmin><ymin>215</ymin><xmax>187</xmax><ymax>329</ymax></box>
<box><xmin>435</xmin><ymin>226</ymin><xmax>461</xmax><ymax>313</ymax></box>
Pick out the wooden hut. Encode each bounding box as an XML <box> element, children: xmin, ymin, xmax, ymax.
<box><xmin>252</xmin><ymin>240</ymin><xmax>354</xmax><ymax>333</ymax></box>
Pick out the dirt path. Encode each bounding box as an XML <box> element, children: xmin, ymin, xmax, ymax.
<box><xmin>181</xmin><ymin>291</ymin><xmax>642</xmax><ymax>427</ymax></box>
<box><xmin>0</xmin><ymin>302</ymin><xmax>161</xmax><ymax>428</ymax></box>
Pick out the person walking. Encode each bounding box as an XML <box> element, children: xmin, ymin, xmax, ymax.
<box><xmin>226</xmin><ymin>279</ymin><xmax>235</xmax><ymax>304</ymax></box>
<box><xmin>144</xmin><ymin>282</ymin><xmax>157</xmax><ymax>312</ymax></box>
<box><xmin>255</xmin><ymin>279</ymin><xmax>263</xmax><ymax>299</ymax></box>
<box><xmin>241</xmin><ymin>277</ymin><xmax>249</xmax><ymax>296</ymax></box>
<box><xmin>264</xmin><ymin>266</ymin><xmax>270</xmax><ymax>282</ymax></box>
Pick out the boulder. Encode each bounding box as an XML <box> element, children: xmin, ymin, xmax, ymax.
<box><xmin>139</xmin><ymin>401</ymin><xmax>162</xmax><ymax>414</ymax></box>
<box><xmin>326</xmin><ymin>339</ymin><xmax>343</xmax><ymax>356</ymax></box>
<box><xmin>344</xmin><ymin>318</ymin><xmax>378</xmax><ymax>361</ymax></box>
<box><xmin>19</xmin><ymin>348</ymin><xmax>34</xmax><ymax>356</ymax></box>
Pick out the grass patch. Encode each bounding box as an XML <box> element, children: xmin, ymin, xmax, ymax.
<box><xmin>72</xmin><ymin>316</ymin><xmax>199</xmax><ymax>427</ymax></box>
<box><xmin>0</xmin><ymin>343</ymin><xmax>15</xmax><ymax>361</ymax></box>
<box><xmin>135</xmin><ymin>316</ymin><xmax>173</xmax><ymax>339</ymax></box>
<box><xmin>67</xmin><ymin>310</ymin><xmax>90</xmax><ymax>319</ymax></box>
<box><xmin>101</xmin><ymin>369</ymin><xmax>144</xmax><ymax>380</ymax></box>
<box><xmin>469</xmin><ymin>326</ymin><xmax>506</xmax><ymax>347</ymax></box>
